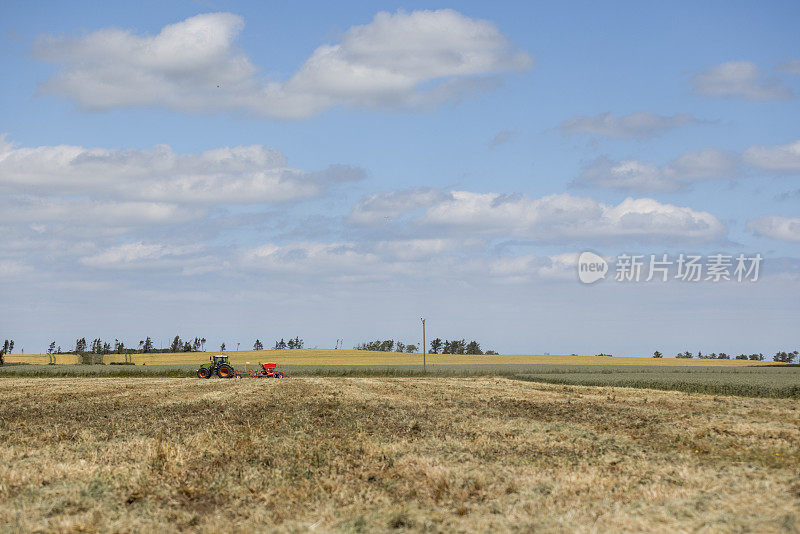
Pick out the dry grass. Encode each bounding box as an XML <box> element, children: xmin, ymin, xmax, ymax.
<box><xmin>1</xmin><ymin>377</ymin><xmax>798</xmax><ymax>532</ymax></box>
<box><xmin>7</xmin><ymin>349</ymin><xmax>778</xmax><ymax>367</ymax></box>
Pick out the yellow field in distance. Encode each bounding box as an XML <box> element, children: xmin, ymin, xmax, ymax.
<box><xmin>6</xmin><ymin>349</ymin><xmax>779</xmax><ymax>366</ymax></box>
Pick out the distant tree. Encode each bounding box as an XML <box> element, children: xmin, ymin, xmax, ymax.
<box><xmin>254</xmin><ymin>339</ymin><xmax>264</xmax><ymax>351</ymax></box>
<box><xmin>652</xmin><ymin>351</ymin><xmax>663</xmax><ymax>358</ymax></box>
<box><xmin>735</xmin><ymin>354</ymin><xmax>748</xmax><ymax>360</ymax></box>
<box><xmin>676</xmin><ymin>351</ymin><xmax>693</xmax><ymax>359</ymax></box>
<box><xmin>48</xmin><ymin>341</ymin><xmax>56</xmax><ymax>363</ymax></box>
<box><xmin>395</xmin><ymin>342</ymin><xmax>405</xmax><ymax>353</ymax></box>
<box><xmin>182</xmin><ymin>341</ymin><xmax>192</xmax><ymax>352</ymax></box>
<box><xmin>773</xmin><ymin>350</ymin><xmax>798</xmax><ymax>363</ymax></box>
<box><xmin>294</xmin><ymin>337</ymin><xmax>303</xmax><ymax>349</ymax></box>
<box><xmin>466</xmin><ymin>341</ymin><xmax>483</xmax><ymax>355</ymax></box>
<box><xmin>0</xmin><ymin>339</ymin><xmax>13</xmax><ymax>365</ymax></box>
<box><xmin>485</xmin><ymin>350</ymin><xmax>499</xmax><ymax>355</ymax></box>
<box><xmin>287</xmin><ymin>338</ymin><xmax>296</xmax><ymax>349</ymax></box>
<box><xmin>405</xmin><ymin>344</ymin><xmax>418</xmax><ymax>353</ymax></box>
<box><xmin>748</xmin><ymin>353</ymin><xmax>764</xmax><ymax>361</ymax></box>
<box><xmin>430</xmin><ymin>338</ymin><xmax>442</xmax><ymax>354</ymax></box>
<box><xmin>170</xmin><ymin>335</ymin><xmax>182</xmax><ymax>352</ymax></box>
<box><xmin>274</xmin><ymin>339</ymin><xmax>287</xmax><ymax>350</ymax></box>
<box><xmin>201</xmin><ymin>338</ymin><xmax>207</xmax><ymax>351</ymax></box>
<box><xmin>75</xmin><ymin>338</ymin><xmax>87</xmax><ymax>353</ymax></box>
<box><xmin>717</xmin><ymin>352</ymin><xmax>729</xmax><ymax>359</ymax></box>
<box><xmin>142</xmin><ymin>337</ymin><xmax>154</xmax><ymax>353</ymax></box>
<box><xmin>220</xmin><ymin>342</ymin><xmax>226</xmax><ymax>352</ymax></box>
<box><xmin>193</xmin><ymin>338</ymin><xmax>201</xmax><ymax>351</ymax></box>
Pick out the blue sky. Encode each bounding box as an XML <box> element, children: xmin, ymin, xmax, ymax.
<box><xmin>1</xmin><ymin>1</ymin><xmax>799</xmax><ymax>356</ymax></box>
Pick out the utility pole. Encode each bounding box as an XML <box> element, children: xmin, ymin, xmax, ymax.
<box><xmin>420</xmin><ymin>317</ymin><xmax>426</xmax><ymax>372</ymax></box>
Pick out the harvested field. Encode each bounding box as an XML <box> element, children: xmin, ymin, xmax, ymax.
<box><xmin>0</xmin><ymin>377</ymin><xmax>798</xmax><ymax>532</ymax></box>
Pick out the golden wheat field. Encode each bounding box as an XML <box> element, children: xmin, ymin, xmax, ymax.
<box><xmin>6</xmin><ymin>349</ymin><xmax>777</xmax><ymax>367</ymax></box>
<box><xmin>1</xmin><ymin>376</ymin><xmax>798</xmax><ymax>532</ymax></box>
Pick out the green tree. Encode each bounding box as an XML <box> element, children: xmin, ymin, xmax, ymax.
<box><xmin>220</xmin><ymin>342</ymin><xmax>226</xmax><ymax>352</ymax></box>
<box><xmin>773</xmin><ymin>350</ymin><xmax>798</xmax><ymax>363</ymax></box>
<box><xmin>430</xmin><ymin>338</ymin><xmax>442</xmax><ymax>354</ymax></box>
<box><xmin>405</xmin><ymin>344</ymin><xmax>418</xmax><ymax>353</ymax></box>
<box><xmin>254</xmin><ymin>339</ymin><xmax>263</xmax><ymax>351</ymax></box>
<box><xmin>652</xmin><ymin>351</ymin><xmax>663</xmax><ymax>358</ymax></box>
<box><xmin>170</xmin><ymin>335</ymin><xmax>182</xmax><ymax>352</ymax></box>
<box><xmin>142</xmin><ymin>337</ymin><xmax>154</xmax><ymax>353</ymax></box>
<box><xmin>466</xmin><ymin>341</ymin><xmax>483</xmax><ymax>355</ymax></box>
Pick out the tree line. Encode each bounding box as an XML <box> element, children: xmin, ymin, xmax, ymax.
<box><xmin>656</xmin><ymin>350</ymin><xmax>798</xmax><ymax>362</ymax></box>
<box><xmin>355</xmin><ymin>340</ymin><xmax>419</xmax><ymax>353</ymax></box>
<box><xmin>355</xmin><ymin>338</ymin><xmax>498</xmax><ymax>355</ymax></box>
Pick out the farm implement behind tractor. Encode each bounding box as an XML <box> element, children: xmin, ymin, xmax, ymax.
<box><xmin>196</xmin><ymin>355</ymin><xmax>289</xmax><ymax>379</ymax></box>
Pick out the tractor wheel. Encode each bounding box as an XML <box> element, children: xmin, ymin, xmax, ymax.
<box><xmin>217</xmin><ymin>364</ymin><xmax>235</xmax><ymax>378</ymax></box>
<box><xmin>197</xmin><ymin>367</ymin><xmax>211</xmax><ymax>379</ymax></box>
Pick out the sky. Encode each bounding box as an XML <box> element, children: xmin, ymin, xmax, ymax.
<box><xmin>1</xmin><ymin>1</ymin><xmax>799</xmax><ymax>356</ymax></box>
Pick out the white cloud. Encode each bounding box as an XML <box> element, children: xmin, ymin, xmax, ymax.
<box><xmin>576</xmin><ymin>157</ymin><xmax>676</xmax><ymax>192</ymax></box>
<box><xmin>347</xmin><ymin>187</ymin><xmax>449</xmax><ymax>225</ymax></box>
<box><xmin>665</xmin><ymin>148</ymin><xmax>741</xmax><ymax>179</ymax></box>
<box><xmin>558</xmin><ymin>111</ymin><xmax>700</xmax><ymax>138</ymax></box>
<box><xmin>35</xmin><ymin>10</ymin><xmax>531</xmax><ymax>118</ymax></box>
<box><xmin>747</xmin><ymin>216</ymin><xmax>800</xmax><ymax>243</ymax></box>
<box><xmin>537</xmin><ymin>253</ymin><xmax>581</xmax><ymax>280</ymax></box>
<box><xmin>0</xmin><ymin>134</ymin><xmax>362</xmax><ymax>204</ymax></box>
<box><xmin>80</xmin><ymin>242</ymin><xmax>203</xmax><ymax>269</ymax></box>
<box><xmin>374</xmin><ymin>238</ymin><xmax>460</xmax><ymax>260</ymax></box>
<box><xmin>417</xmin><ymin>191</ymin><xmax>725</xmax><ymax>241</ymax></box>
<box><xmin>743</xmin><ymin>139</ymin><xmax>800</xmax><ymax>172</ymax></box>
<box><xmin>243</xmin><ymin>242</ymin><xmax>381</xmax><ymax>275</ymax></box>
<box><xmin>689</xmin><ymin>61</ymin><xmax>794</xmax><ymax>101</ymax></box>
<box><xmin>574</xmin><ymin>149</ymin><xmax>740</xmax><ymax>192</ymax></box>
<box><xmin>489</xmin><ymin>130</ymin><xmax>516</xmax><ymax>147</ymax></box>
<box><xmin>0</xmin><ymin>260</ymin><xmax>30</xmax><ymax>277</ymax></box>
<box><xmin>0</xmin><ymin>197</ymin><xmax>197</xmax><ymax>227</ymax></box>
<box><xmin>777</xmin><ymin>59</ymin><xmax>800</xmax><ymax>76</ymax></box>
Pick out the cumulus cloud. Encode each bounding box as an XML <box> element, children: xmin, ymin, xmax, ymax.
<box><xmin>747</xmin><ymin>216</ymin><xmax>800</xmax><ymax>243</ymax></box>
<box><xmin>347</xmin><ymin>187</ymin><xmax>449</xmax><ymax>225</ymax></box>
<box><xmin>414</xmin><ymin>191</ymin><xmax>725</xmax><ymax>241</ymax></box>
<box><xmin>743</xmin><ymin>139</ymin><xmax>800</xmax><ymax>172</ymax></box>
<box><xmin>689</xmin><ymin>61</ymin><xmax>794</xmax><ymax>101</ymax></box>
<box><xmin>558</xmin><ymin>111</ymin><xmax>701</xmax><ymax>138</ymax></box>
<box><xmin>0</xmin><ymin>134</ymin><xmax>363</xmax><ymax>204</ymax></box>
<box><xmin>35</xmin><ymin>10</ymin><xmax>531</xmax><ymax>118</ymax></box>
<box><xmin>574</xmin><ymin>149</ymin><xmax>740</xmax><ymax>192</ymax></box>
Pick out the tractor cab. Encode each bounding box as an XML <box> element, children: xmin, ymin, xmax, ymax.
<box><xmin>211</xmin><ymin>354</ymin><xmax>229</xmax><ymax>365</ymax></box>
